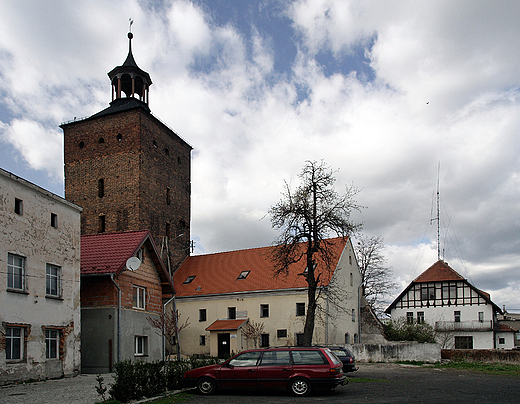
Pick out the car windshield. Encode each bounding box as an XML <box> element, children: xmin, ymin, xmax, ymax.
<box><xmin>323</xmin><ymin>349</ymin><xmax>342</xmax><ymax>365</ymax></box>
<box><xmin>228</xmin><ymin>351</ymin><xmax>261</xmax><ymax>367</ymax></box>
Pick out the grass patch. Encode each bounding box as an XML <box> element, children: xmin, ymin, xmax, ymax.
<box><xmin>348</xmin><ymin>377</ymin><xmax>391</xmax><ymax>383</ymax></box>
<box><xmin>437</xmin><ymin>361</ymin><xmax>520</xmax><ymax>376</ymax></box>
<box><xmin>145</xmin><ymin>392</ymin><xmax>192</xmax><ymax>404</ymax></box>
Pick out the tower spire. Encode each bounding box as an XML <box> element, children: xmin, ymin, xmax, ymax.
<box><xmin>108</xmin><ymin>27</ymin><xmax>152</xmax><ymax>105</ymax></box>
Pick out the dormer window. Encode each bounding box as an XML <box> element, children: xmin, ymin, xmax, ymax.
<box><xmin>183</xmin><ymin>276</ymin><xmax>196</xmax><ymax>284</ymax></box>
<box><xmin>237</xmin><ymin>270</ymin><xmax>250</xmax><ymax>280</ymax></box>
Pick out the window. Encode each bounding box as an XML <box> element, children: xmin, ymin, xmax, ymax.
<box><xmin>14</xmin><ymin>198</ymin><xmax>23</xmax><ymax>215</ymax></box>
<box><xmin>349</xmin><ymin>255</ymin><xmax>352</xmax><ymax>265</ymax></box>
<box><xmin>260</xmin><ymin>333</ymin><xmax>269</xmax><ymax>348</ymax></box>
<box><xmin>228</xmin><ymin>351</ymin><xmax>261</xmax><ymax>367</ymax></box>
<box><xmin>199</xmin><ymin>309</ymin><xmax>207</xmax><ymax>322</ymax></box>
<box><xmin>46</xmin><ymin>264</ymin><xmax>61</xmax><ymax>297</ymax></box>
<box><xmin>228</xmin><ymin>307</ymin><xmax>236</xmax><ymax>319</ymax></box>
<box><xmin>352</xmin><ymin>308</ymin><xmax>356</xmax><ymax>322</ymax></box>
<box><xmin>406</xmin><ymin>312</ymin><xmax>414</xmax><ymax>324</ymax></box>
<box><xmin>260</xmin><ymin>304</ymin><xmax>269</xmax><ymax>318</ymax></box>
<box><xmin>421</xmin><ymin>284</ymin><xmax>435</xmax><ymax>301</ymax></box>
<box><xmin>499</xmin><ymin>338</ymin><xmax>505</xmax><ymax>345</ymax></box>
<box><xmin>354</xmin><ymin>333</ymin><xmax>359</xmax><ymax>343</ymax></box>
<box><xmin>7</xmin><ymin>253</ymin><xmax>25</xmax><ymax>291</ymax></box>
<box><xmin>165</xmin><ymin>222</ymin><xmax>170</xmax><ymax>238</ymax></box>
<box><xmin>5</xmin><ymin>326</ymin><xmax>23</xmax><ymax>361</ymax></box>
<box><xmin>200</xmin><ymin>335</ymin><xmax>206</xmax><ymax>346</ymax></box>
<box><xmin>344</xmin><ymin>333</ymin><xmax>350</xmax><ymax>344</ymax></box>
<box><xmin>116</xmin><ymin>133</ymin><xmax>123</xmax><ymax>142</ymax></box>
<box><xmin>292</xmin><ymin>350</ymin><xmax>326</xmax><ymax>365</ymax></box>
<box><xmin>184</xmin><ymin>276</ymin><xmax>196</xmax><ymax>284</ymax></box>
<box><xmin>133</xmin><ymin>286</ymin><xmax>146</xmax><ymax>309</ymax></box>
<box><xmin>442</xmin><ymin>283</ymin><xmax>457</xmax><ymax>299</ymax></box>
<box><xmin>277</xmin><ymin>329</ymin><xmax>287</xmax><ymax>338</ymax></box>
<box><xmin>98</xmin><ymin>215</ymin><xmax>106</xmax><ymax>233</ymax></box>
<box><xmin>136</xmin><ymin>247</ymin><xmax>144</xmax><ymax>263</ymax></box>
<box><xmin>478</xmin><ymin>312</ymin><xmax>484</xmax><ymax>322</ymax></box>
<box><xmin>166</xmin><ymin>187</ymin><xmax>171</xmax><ymax>205</ymax></box>
<box><xmin>260</xmin><ymin>350</ymin><xmax>291</xmax><ymax>366</ymax></box>
<box><xmin>350</xmin><ymin>272</ymin><xmax>353</xmax><ymax>286</ymax></box>
<box><xmin>296</xmin><ymin>303</ymin><xmax>305</xmax><ymax>316</ymax></box>
<box><xmin>135</xmin><ymin>336</ymin><xmax>148</xmax><ymax>356</ymax></box>
<box><xmin>46</xmin><ymin>329</ymin><xmax>59</xmax><ymax>359</ymax></box>
<box><xmin>454</xmin><ymin>336</ymin><xmax>473</xmax><ymax>349</ymax></box>
<box><xmin>417</xmin><ymin>312</ymin><xmax>425</xmax><ymax>324</ymax></box>
<box><xmin>51</xmin><ymin>213</ymin><xmax>58</xmax><ymax>228</ymax></box>
<box><xmin>454</xmin><ymin>311</ymin><xmax>461</xmax><ymax>323</ymax></box>
<box><xmin>237</xmin><ymin>270</ymin><xmax>250</xmax><ymax>280</ymax></box>
<box><xmin>98</xmin><ymin>179</ymin><xmax>105</xmax><ymax>198</ymax></box>
<box><xmin>98</xmin><ymin>137</ymin><xmax>105</xmax><ymax>144</ymax></box>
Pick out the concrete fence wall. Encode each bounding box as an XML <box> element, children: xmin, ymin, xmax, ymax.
<box><xmin>348</xmin><ymin>342</ymin><xmax>441</xmax><ymax>363</ymax></box>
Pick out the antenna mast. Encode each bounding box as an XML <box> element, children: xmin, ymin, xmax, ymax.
<box><xmin>430</xmin><ymin>163</ymin><xmax>441</xmax><ymax>261</ymax></box>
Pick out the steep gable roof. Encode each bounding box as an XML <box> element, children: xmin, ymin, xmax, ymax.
<box><xmin>81</xmin><ymin>230</ymin><xmax>174</xmax><ymax>294</ymax></box>
<box><xmin>173</xmin><ymin>237</ymin><xmax>349</xmax><ymax>298</ymax></box>
<box><xmin>413</xmin><ymin>260</ymin><xmax>465</xmax><ymax>283</ymax></box>
<box><xmin>385</xmin><ymin>260</ymin><xmax>502</xmax><ymax>314</ymax></box>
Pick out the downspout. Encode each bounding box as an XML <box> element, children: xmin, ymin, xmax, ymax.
<box><xmin>163</xmin><ymin>296</ymin><xmax>175</xmax><ymax>362</ymax></box>
<box><xmin>358</xmin><ymin>283</ymin><xmax>362</xmax><ymax>343</ymax></box>
<box><xmin>325</xmin><ymin>287</ymin><xmax>329</xmax><ymax>344</ymax></box>
<box><xmin>110</xmin><ymin>274</ymin><xmax>121</xmax><ymax>363</ymax></box>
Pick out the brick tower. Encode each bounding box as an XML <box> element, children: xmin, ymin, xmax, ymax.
<box><xmin>62</xmin><ymin>31</ymin><xmax>192</xmax><ymax>271</ymax></box>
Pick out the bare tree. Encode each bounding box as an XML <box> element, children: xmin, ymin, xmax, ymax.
<box><xmin>269</xmin><ymin>160</ymin><xmax>362</xmax><ymax>346</ymax></box>
<box><xmin>147</xmin><ymin>309</ymin><xmax>190</xmax><ymax>361</ymax></box>
<box><xmin>241</xmin><ymin>320</ymin><xmax>265</xmax><ymax>348</ymax></box>
<box><xmin>355</xmin><ymin>235</ymin><xmax>398</xmax><ymax>316</ymax></box>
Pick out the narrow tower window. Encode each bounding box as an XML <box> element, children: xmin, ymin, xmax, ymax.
<box><xmin>14</xmin><ymin>198</ymin><xmax>23</xmax><ymax>215</ymax></box>
<box><xmin>98</xmin><ymin>215</ymin><xmax>106</xmax><ymax>233</ymax></box>
<box><xmin>98</xmin><ymin>179</ymin><xmax>105</xmax><ymax>198</ymax></box>
<box><xmin>166</xmin><ymin>187</ymin><xmax>171</xmax><ymax>205</ymax></box>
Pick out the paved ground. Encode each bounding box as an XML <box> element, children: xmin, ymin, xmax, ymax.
<box><xmin>1</xmin><ymin>363</ymin><xmax>519</xmax><ymax>404</ymax></box>
<box><xmin>0</xmin><ymin>373</ymin><xmax>114</xmax><ymax>404</ymax></box>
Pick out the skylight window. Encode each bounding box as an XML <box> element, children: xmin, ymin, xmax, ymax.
<box><xmin>183</xmin><ymin>276</ymin><xmax>196</xmax><ymax>284</ymax></box>
<box><xmin>237</xmin><ymin>270</ymin><xmax>250</xmax><ymax>280</ymax></box>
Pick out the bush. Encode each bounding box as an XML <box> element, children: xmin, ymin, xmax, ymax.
<box><xmin>383</xmin><ymin>318</ymin><xmax>436</xmax><ymax>343</ymax></box>
<box><xmin>109</xmin><ymin>357</ymin><xmax>220</xmax><ymax>402</ymax></box>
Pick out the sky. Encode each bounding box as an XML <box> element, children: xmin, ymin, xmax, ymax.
<box><xmin>1</xmin><ymin>0</ymin><xmax>520</xmax><ymax>311</ymax></box>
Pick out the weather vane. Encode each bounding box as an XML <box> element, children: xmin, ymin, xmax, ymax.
<box><xmin>129</xmin><ymin>18</ymin><xmax>134</xmax><ymax>32</ymax></box>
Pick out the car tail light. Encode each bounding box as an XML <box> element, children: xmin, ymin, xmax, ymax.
<box><xmin>330</xmin><ymin>367</ymin><xmax>342</xmax><ymax>375</ymax></box>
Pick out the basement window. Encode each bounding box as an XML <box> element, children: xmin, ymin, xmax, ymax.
<box><xmin>237</xmin><ymin>270</ymin><xmax>250</xmax><ymax>280</ymax></box>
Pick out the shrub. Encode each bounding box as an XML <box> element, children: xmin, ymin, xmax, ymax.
<box><xmin>383</xmin><ymin>317</ymin><xmax>436</xmax><ymax>343</ymax></box>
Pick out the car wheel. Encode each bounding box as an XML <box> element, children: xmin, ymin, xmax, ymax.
<box><xmin>197</xmin><ymin>377</ymin><xmax>216</xmax><ymax>395</ymax></box>
<box><xmin>289</xmin><ymin>377</ymin><xmax>311</xmax><ymax>397</ymax></box>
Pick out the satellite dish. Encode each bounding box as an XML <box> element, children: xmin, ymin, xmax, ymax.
<box><xmin>126</xmin><ymin>257</ymin><xmax>141</xmax><ymax>271</ymax></box>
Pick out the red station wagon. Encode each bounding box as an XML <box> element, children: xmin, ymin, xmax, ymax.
<box><xmin>183</xmin><ymin>347</ymin><xmax>346</xmax><ymax>397</ymax></box>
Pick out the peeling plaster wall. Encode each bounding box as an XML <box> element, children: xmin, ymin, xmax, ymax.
<box><xmin>0</xmin><ymin>169</ymin><xmax>82</xmax><ymax>384</ymax></box>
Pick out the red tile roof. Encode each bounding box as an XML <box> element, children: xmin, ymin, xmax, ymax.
<box><xmin>81</xmin><ymin>230</ymin><xmax>151</xmax><ymax>275</ymax></box>
<box><xmin>498</xmin><ymin>323</ymin><xmax>518</xmax><ymax>333</ymax></box>
<box><xmin>206</xmin><ymin>319</ymin><xmax>248</xmax><ymax>331</ymax></box>
<box><xmin>173</xmin><ymin>237</ymin><xmax>348</xmax><ymax>298</ymax></box>
<box><xmin>413</xmin><ymin>260</ymin><xmax>465</xmax><ymax>283</ymax></box>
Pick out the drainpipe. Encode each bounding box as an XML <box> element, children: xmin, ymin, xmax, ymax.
<box><xmin>357</xmin><ymin>283</ymin><xmax>362</xmax><ymax>344</ymax></box>
<box><xmin>163</xmin><ymin>296</ymin><xmax>175</xmax><ymax>362</ymax></box>
<box><xmin>110</xmin><ymin>274</ymin><xmax>121</xmax><ymax>363</ymax></box>
<box><xmin>325</xmin><ymin>287</ymin><xmax>329</xmax><ymax>344</ymax></box>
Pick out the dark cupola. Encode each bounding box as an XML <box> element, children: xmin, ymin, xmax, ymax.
<box><xmin>108</xmin><ymin>32</ymin><xmax>152</xmax><ymax>105</ymax></box>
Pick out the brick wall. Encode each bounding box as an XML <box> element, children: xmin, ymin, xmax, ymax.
<box><xmin>63</xmin><ymin>106</ymin><xmax>191</xmax><ymax>269</ymax></box>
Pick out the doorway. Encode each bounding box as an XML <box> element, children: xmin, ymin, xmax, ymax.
<box><xmin>218</xmin><ymin>333</ymin><xmax>230</xmax><ymax>358</ymax></box>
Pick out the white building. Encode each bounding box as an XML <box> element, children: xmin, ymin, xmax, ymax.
<box><xmin>386</xmin><ymin>260</ymin><xmax>514</xmax><ymax>349</ymax></box>
<box><xmin>0</xmin><ymin>168</ymin><xmax>82</xmax><ymax>383</ymax></box>
<box><xmin>172</xmin><ymin>237</ymin><xmax>363</xmax><ymax>358</ymax></box>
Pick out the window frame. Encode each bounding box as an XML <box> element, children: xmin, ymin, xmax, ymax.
<box><xmin>277</xmin><ymin>329</ymin><xmax>287</xmax><ymax>338</ymax></box>
<box><xmin>260</xmin><ymin>304</ymin><xmax>269</xmax><ymax>318</ymax></box>
<box><xmin>296</xmin><ymin>302</ymin><xmax>305</xmax><ymax>317</ymax></box>
<box><xmin>228</xmin><ymin>307</ymin><xmax>236</xmax><ymax>320</ymax></box>
<box><xmin>199</xmin><ymin>308</ymin><xmax>207</xmax><ymax>322</ymax></box>
<box><xmin>133</xmin><ymin>285</ymin><xmax>146</xmax><ymax>310</ymax></box>
<box><xmin>5</xmin><ymin>325</ymin><xmax>24</xmax><ymax>361</ymax></box>
<box><xmin>45</xmin><ymin>328</ymin><xmax>60</xmax><ymax>359</ymax></box>
<box><xmin>46</xmin><ymin>264</ymin><xmax>62</xmax><ymax>298</ymax></box>
<box><xmin>417</xmin><ymin>311</ymin><xmax>425</xmax><ymax>324</ymax></box>
<box><xmin>135</xmin><ymin>335</ymin><xmax>148</xmax><ymax>356</ymax></box>
<box><xmin>454</xmin><ymin>310</ymin><xmax>461</xmax><ymax>323</ymax></box>
<box><xmin>7</xmin><ymin>253</ymin><xmax>26</xmax><ymax>292</ymax></box>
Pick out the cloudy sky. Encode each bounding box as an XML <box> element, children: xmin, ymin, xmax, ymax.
<box><xmin>1</xmin><ymin>0</ymin><xmax>520</xmax><ymax>311</ymax></box>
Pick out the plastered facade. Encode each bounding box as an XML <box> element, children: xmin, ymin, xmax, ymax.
<box><xmin>0</xmin><ymin>169</ymin><xmax>82</xmax><ymax>384</ymax></box>
<box><xmin>174</xmin><ymin>242</ymin><xmax>363</xmax><ymax>358</ymax></box>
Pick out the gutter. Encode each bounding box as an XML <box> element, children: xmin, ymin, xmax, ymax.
<box><xmin>110</xmin><ymin>274</ymin><xmax>121</xmax><ymax>363</ymax></box>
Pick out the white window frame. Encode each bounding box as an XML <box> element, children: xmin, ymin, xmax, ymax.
<box><xmin>45</xmin><ymin>329</ymin><xmax>60</xmax><ymax>359</ymax></box>
<box><xmin>5</xmin><ymin>326</ymin><xmax>24</xmax><ymax>361</ymax></box>
<box><xmin>7</xmin><ymin>253</ymin><xmax>26</xmax><ymax>291</ymax></box>
<box><xmin>135</xmin><ymin>335</ymin><xmax>148</xmax><ymax>356</ymax></box>
<box><xmin>133</xmin><ymin>285</ymin><xmax>146</xmax><ymax>309</ymax></box>
<box><xmin>46</xmin><ymin>264</ymin><xmax>61</xmax><ymax>297</ymax></box>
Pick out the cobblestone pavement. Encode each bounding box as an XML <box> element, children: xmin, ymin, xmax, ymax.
<box><xmin>0</xmin><ymin>373</ymin><xmax>114</xmax><ymax>404</ymax></box>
